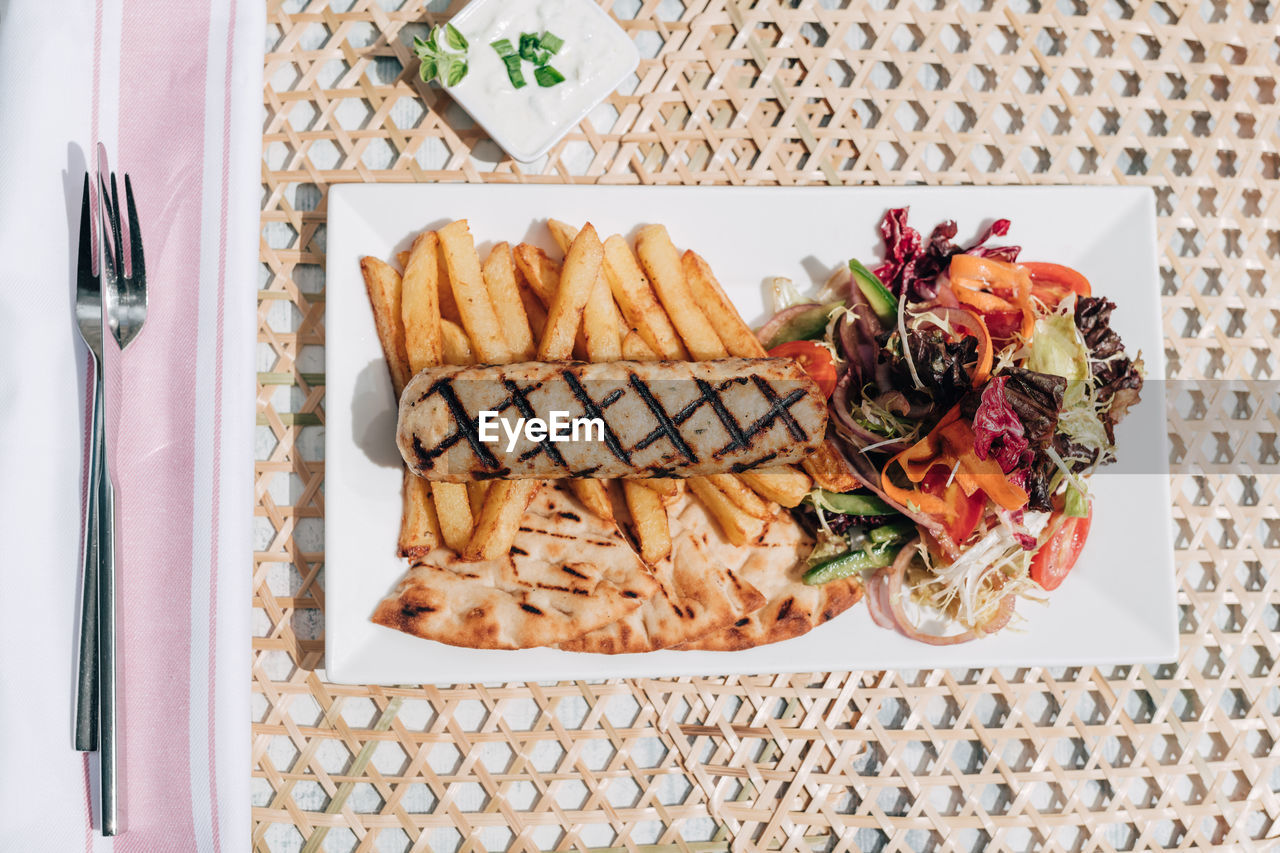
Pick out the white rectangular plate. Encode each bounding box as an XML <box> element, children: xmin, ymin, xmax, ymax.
<box><xmin>325</xmin><ymin>185</ymin><xmax>1175</xmax><ymax>685</ymax></box>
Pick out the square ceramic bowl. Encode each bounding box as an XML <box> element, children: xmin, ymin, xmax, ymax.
<box><xmin>441</xmin><ymin>0</ymin><xmax>640</xmax><ymax>162</ymax></box>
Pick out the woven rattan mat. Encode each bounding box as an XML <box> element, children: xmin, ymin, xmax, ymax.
<box><xmin>253</xmin><ymin>1</ymin><xmax>1280</xmax><ymax>849</ymax></box>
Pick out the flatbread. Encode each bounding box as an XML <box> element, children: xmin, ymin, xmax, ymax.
<box><xmin>558</xmin><ymin>494</ymin><xmax>796</xmax><ymax>654</ymax></box>
<box><xmin>674</xmin><ymin>558</ymin><xmax>863</xmax><ymax>652</ymax></box>
<box><xmin>371</xmin><ymin>485</ymin><xmax>657</xmax><ymax>649</ymax></box>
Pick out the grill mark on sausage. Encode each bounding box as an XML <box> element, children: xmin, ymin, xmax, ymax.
<box><xmin>729</xmin><ymin>451</ymin><xmax>779</xmax><ymax>473</ymax></box>
<box><xmin>747</xmin><ymin>376</ymin><xmax>810</xmax><ymax>441</ymax></box>
<box><xmin>561</xmin><ymin>369</ymin><xmax>632</xmax><ymax>466</ymax></box>
<box><xmin>694</xmin><ymin>377</ymin><xmax>751</xmax><ymax>453</ymax></box>
<box><xmin>428</xmin><ymin>378</ymin><xmax>502</xmax><ymax>469</ymax></box>
<box><xmin>503</xmin><ymin>377</ymin><xmax>570</xmax><ymax>470</ymax></box>
<box><xmin>629</xmin><ymin>373</ymin><xmax>697</xmax><ymax>461</ymax></box>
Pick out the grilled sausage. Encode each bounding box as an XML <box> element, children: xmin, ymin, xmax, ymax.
<box><xmin>396</xmin><ymin>358</ymin><xmax>828</xmax><ymax>482</ymax></box>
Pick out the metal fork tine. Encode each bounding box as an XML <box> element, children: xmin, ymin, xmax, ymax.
<box><xmin>124</xmin><ymin>175</ymin><xmax>144</xmax><ymax>280</ymax></box>
<box><xmin>109</xmin><ymin>172</ymin><xmax>123</xmax><ymax>275</ymax></box>
<box><xmin>99</xmin><ymin>180</ymin><xmax>116</xmax><ymax>275</ymax></box>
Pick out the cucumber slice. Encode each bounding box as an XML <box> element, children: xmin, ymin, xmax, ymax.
<box><xmin>803</xmin><ymin>543</ymin><xmax>899</xmax><ymax>585</ymax></box>
<box><xmin>869</xmin><ymin>519</ymin><xmax>916</xmax><ymax>543</ymax></box>
<box><xmin>812</xmin><ymin>489</ymin><xmax>895</xmax><ymax>516</ymax></box>
<box><xmin>764</xmin><ymin>304</ymin><xmax>833</xmax><ymax>349</ymax></box>
<box><xmin>849</xmin><ymin>258</ymin><xmax>898</xmax><ymax>326</ymax></box>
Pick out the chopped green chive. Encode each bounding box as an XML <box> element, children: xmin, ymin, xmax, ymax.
<box><xmin>518</xmin><ymin>32</ymin><xmax>542</xmax><ymax>63</ymax></box>
<box><xmin>502</xmin><ymin>53</ymin><xmax>527</xmax><ymax>88</ymax></box>
<box><xmin>539</xmin><ymin>31</ymin><xmax>564</xmax><ymax>55</ymax></box>
<box><xmin>490</xmin><ymin>38</ymin><xmax>514</xmax><ymax>57</ymax></box>
<box><xmin>534</xmin><ymin>65</ymin><xmax>565</xmax><ymax>87</ymax></box>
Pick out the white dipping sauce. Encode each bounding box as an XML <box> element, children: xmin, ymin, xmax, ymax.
<box><xmin>445</xmin><ymin>0</ymin><xmax>638</xmax><ymax>160</ymax></box>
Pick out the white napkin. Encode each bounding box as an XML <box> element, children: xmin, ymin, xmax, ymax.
<box><xmin>0</xmin><ymin>1</ymin><xmax>262</xmax><ymax>848</ymax></box>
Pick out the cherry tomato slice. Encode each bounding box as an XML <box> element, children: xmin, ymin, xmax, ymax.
<box><xmin>768</xmin><ymin>340</ymin><xmax>838</xmax><ymax>398</ymax></box>
<box><xmin>920</xmin><ymin>465</ymin><xmax>984</xmax><ymax>546</ymax></box>
<box><xmin>1030</xmin><ymin>507</ymin><xmax>1093</xmax><ymax>591</ymax></box>
<box><xmin>1022</xmin><ymin>262</ymin><xmax>1092</xmax><ymax>298</ymax></box>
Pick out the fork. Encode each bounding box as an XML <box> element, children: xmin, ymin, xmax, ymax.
<box><xmin>73</xmin><ymin>173</ymin><xmax>103</xmax><ymax>754</ymax></box>
<box><xmin>95</xmin><ymin>154</ymin><xmax>148</xmax><ymax>837</ymax></box>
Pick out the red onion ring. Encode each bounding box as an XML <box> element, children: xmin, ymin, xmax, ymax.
<box><xmin>755</xmin><ymin>303</ymin><xmax>824</xmax><ymax>348</ymax></box>
<box><xmin>873</xmin><ymin>539</ymin><xmax>1017</xmax><ymax>645</ymax></box>
<box><xmin>863</xmin><ymin>571</ymin><xmax>897</xmax><ymax>631</ymax></box>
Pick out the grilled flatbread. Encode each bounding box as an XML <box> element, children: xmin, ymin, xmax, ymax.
<box><xmin>675</xmin><ymin>559</ymin><xmax>863</xmax><ymax>652</ymax></box>
<box><xmin>558</xmin><ymin>494</ymin><xmax>804</xmax><ymax>654</ymax></box>
<box><xmin>371</xmin><ymin>485</ymin><xmax>657</xmax><ymax>649</ymax></box>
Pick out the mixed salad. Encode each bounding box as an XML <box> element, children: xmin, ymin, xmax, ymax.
<box><xmin>765</xmin><ymin>209</ymin><xmax>1144</xmax><ymax>645</ymax></box>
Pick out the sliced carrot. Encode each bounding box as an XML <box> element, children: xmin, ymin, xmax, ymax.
<box><xmin>949</xmin><ymin>255</ymin><xmax>1036</xmax><ymax>344</ymax></box>
<box><xmin>959</xmin><ymin>308</ymin><xmax>993</xmax><ymax>386</ymax></box>
<box><xmin>883</xmin><ymin>404</ymin><xmax>1030</xmax><ymax>517</ymax></box>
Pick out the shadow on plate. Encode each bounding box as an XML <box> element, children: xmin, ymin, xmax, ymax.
<box><xmin>352</xmin><ymin>358</ymin><xmax>403</xmax><ymax>469</ymax></box>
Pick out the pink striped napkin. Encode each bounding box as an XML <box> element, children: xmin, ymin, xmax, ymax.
<box><xmin>0</xmin><ymin>1</ymin><xmax>262</xmax><ymax>849</ymax></box>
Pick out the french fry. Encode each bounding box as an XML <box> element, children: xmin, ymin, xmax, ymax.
<box><xmin>359</xmin><ymin>256</ymin><xmax>412</xmax><ymax>393</ymax></box>
<box><xmin>621</xmin><ymin>329</ymin><xmax>658</xmax><ymax>361</ymax></box>
<box><xmin>398</xmin><ymin>470</ymin><xmax>441</xmax><ymax>559</ymax></box>
<box><xmin>438</xmin><ymin>219</ymin><xmax>511</xmax><ymax>363</ymax></box>
<box><xmin>682</xmin><ymin>250</ymin><xmax>767</xmax><ymax>358</ymax></box>
<box><xmin>688</xmin><ymin>477</ymin><xmax>764</xmax><ymax>546</ymax></box>
<box><xmin>639</xmin><ymin>478</ymin><xmax>679</xmax><ymax>499</ymax></box>
<box><xmin>398</xmin><ymin>232</ymin><xmax>461</xmax><ymax>553</ymax></box>
<box><xmin>569</xmin><ymin>480</ymin><xmax>614</xmax><ymax>522</ymax></box>
<box><xmin>706</xmin><ymin>473</ymin><xmax>773</xmax><ymax>519</ymax></box>
<box><xmin>547</xmin><ymin>220</ymin><xmax>621</xmax><ymax>521</ymax></box>
<box><xmin>463</xmin><ymin>479</ymin><xmax>541</xmax><ymax>561</ymax></box>
<box><xmin>401</xmin><ymin>231</ymin><xmax>443</xmax><ymax>373</ymax></box>
<box><xmin>512</xmin><ymin>243</ymin><xmax>558</xmax><ymax>306</ymax></box>
<box><xmin>548</xmin><ymin>220</ymin><xmax>624</xmax><ymax>361</ymax></box>
<box><xmin>538</xmin><ymin>223</ymin><xmax>602</xmax><ymax>361</ymax></box>
<box><xmin>518</xmin><ymin>282</ymin><xmax>548</xmax><ymax>342</ymax></box>
<box><xmin>802</xmin><ymin>440</ymin><xmax>862</xmax><ymax>493</ymax></box>
<box><xmin>456</xmin><ymin>225</ymin><xmax>559</xmax><ymax>558</ymax></box>
<box><xmin>482</xmin><ymin>242</ymin><xmax>535</xmax><ymax>361</ymax></box>
<box><xmin>466</xmin><ymin>481</ymin><xmax>490</xmax><ymax>518</ymax></box>
<box><xmin>441</xmin><ymin>319</ymin><xmax>474</xmax><ymax>365</ymax></box>
<box><xmin>431</xmin><ymin>481</ymin><xmax>474</xmax><ymax>552</ymax></box>
<box><xmin>583</xmin><ymin>277</ymin><xmax>622</xmax><ymax>362</ymax></box>
<box><xmin>602</xmin><ymin>234</ymin><xmax>687</xmax><ymax>360</ymax></box>
<box><xmin>436</xmin><ymin>242</ymin><xmax>462</xmax><ymax>324</ymax></box>
<box><xmin>634</xmin><ymin>225</ymin><xmax>727</xmax><ymax>361</ymax></box>
<box><xmin>737</xmin><ymin>466</ymin><xmax>812</xmax><ymax>508</ymax></box>
<box><xmin>403</xmin><ymin>248</ymin><xmax>460</xmax><ymax>322</ymax></box>
<box><xmin>623</xmin><ymin>480</ymin><xmax>671</xmax><ymax>563</ymax></box>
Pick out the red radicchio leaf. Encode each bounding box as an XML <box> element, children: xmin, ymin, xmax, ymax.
<box><xmin>872</xmin><ymin>207</ymin><xmax>921</xmax><ymax>287</ymax></box>
<box><xmin>971</xmin><ymin>376</ymin><xmax>1033</xmax><ymax>475</ymax></box>
<box><xmin>1013</xmin><ymin>531</ymin><xmax>1038</xmax><ymax>550</ymax></box>
<box><xmin>871</xmin><ymin>209</ymin><xmax>1020</xmax><ymax>301</ymax></box>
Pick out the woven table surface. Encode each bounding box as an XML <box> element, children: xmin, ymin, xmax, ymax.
<box><xmin>252</xmin><ymin>1</ymin><xmax>1280</xmax><ymax>850</ymax></box>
